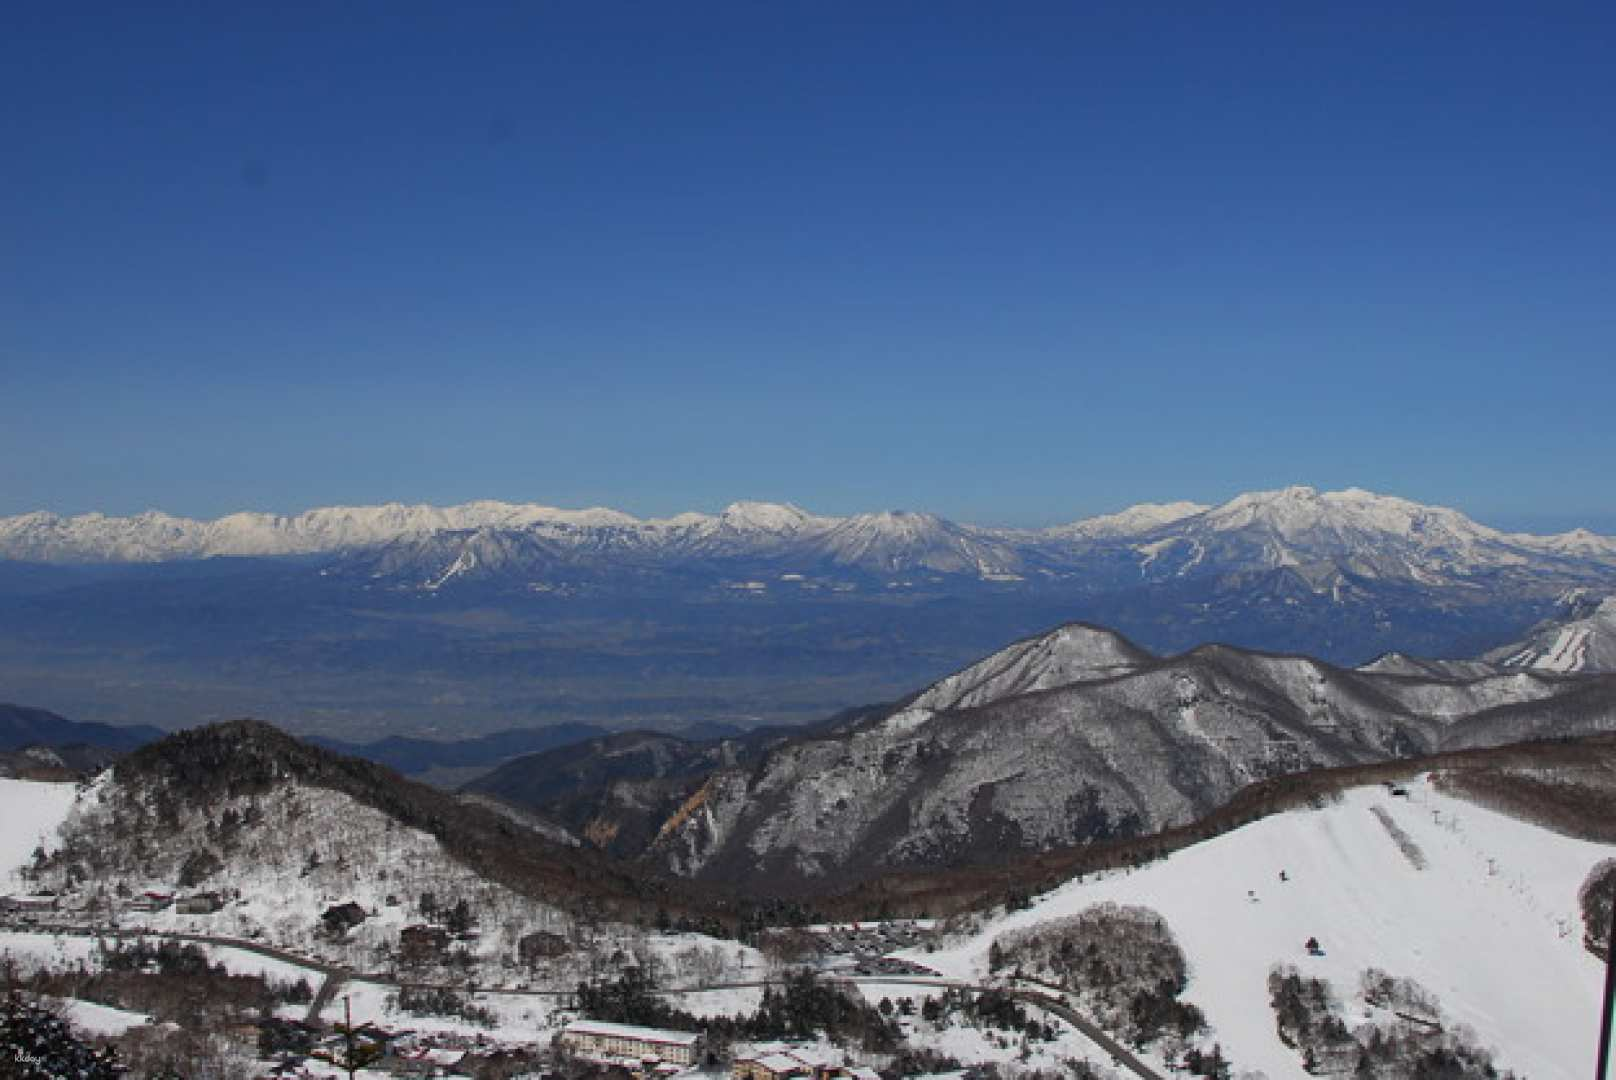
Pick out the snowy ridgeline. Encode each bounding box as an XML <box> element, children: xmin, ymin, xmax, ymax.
<box><xmin>913</xmin><ymin>779</ymin><xmax>1616</xmax><ymax>1080</ymax></box>
<box><xmin>12</xmin><ymin>776</ymin><xmax>762</xmax><ymax>988</ymax></box>
<box><xmin>5</xmin><ymin>487</ymin><xmax>1612</xmax><ymax>573</ymax></box>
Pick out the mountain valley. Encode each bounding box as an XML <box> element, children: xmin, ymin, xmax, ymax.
<box><xmin>7</xmin><ymin>698</ymin><xmax>1616</xmax><ymax>1078</ymax></box>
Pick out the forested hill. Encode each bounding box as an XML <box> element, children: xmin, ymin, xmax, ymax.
<box><xmin>108</xmin><ymin>720</ymin><xmax>732</xmax><ymax>925</ymax></box>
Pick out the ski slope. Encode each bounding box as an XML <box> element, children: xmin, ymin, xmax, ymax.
<box><xmin>0</xmin><ymin>777</ymin><xmax>79</xmax><ymax>888</ymax></box>
<box><xmin>915</xmin><ymin>778</ymin><xmax>1613</xmax><ymax>1080</ymax></box>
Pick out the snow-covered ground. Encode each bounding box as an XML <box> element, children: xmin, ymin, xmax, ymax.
<box><xmin>0</xmin><ymin>930</ymin><xmax>104</xmax><ymax>969</ymax></box>
<box><xmin>195</xmin><ymin>941</ymin><xmax>325</xmax><ymax>986</ymax></box>
<box><xmin>659</xmin><ymin>986</ymin><xmax>765</xmax><ymax>1018</ymax></box>
<box><xmin>0</xmin><ymin>930</ymin><xmax>321</xmax><ymax>989</ymax></box>
<box><xmin>49</xmin><ymin>996</ymin><xmax>152</xmax><ymax>1036</ymax></box>
<box><xmin>848</xmin><ymin>982</ymin><xmax>1123</xmax><ymax>1076</ymax></box>
<box><xmin>340</xmin><ymin>978</ymin><xmax>563</xmax><ymax>1043</ymax></box>
<box><xmin>912</xmin><ymin>778</ymin><xmax>1613</xmax><ymax>1080</ymax></box>
<box><xmin>0</xmin><ymin>777</ymin><xmax>80</xmax><ymax>887</ymax></box>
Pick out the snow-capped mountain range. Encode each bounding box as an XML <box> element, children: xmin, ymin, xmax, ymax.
<box><xmin>5</xmin><ymin>486</ymin><xmax>1615</xmax><ymax>736</ymax></box>
<box><xmin>4</xmin><ymin>487</ymin><xmax>1614</xmax><ymax>589</ymax></box>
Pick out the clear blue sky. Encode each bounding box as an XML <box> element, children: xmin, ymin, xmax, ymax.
<box><xmin>3</xmin><ymin>3</ymin><xmax>1613</xmax><ymax>531</ymax></box>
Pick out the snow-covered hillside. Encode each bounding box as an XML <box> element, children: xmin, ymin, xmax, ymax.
<box><xmin>632</xmin><ymin>621</ymin><xmax>1616</xmax><ymax>889</ymax></box>
<box><xmin>905</xmin><ymin>624</ymin><xmax>1153</xmax><ymax>713</ymax></box>
<box><xmin>915</xmin><ymin>779</ymin><xmax>1613</xmax><ymax>1080</ymax></box>
<box><xmin>0</xmin><ymin>777</ymin><xmax>79</xmax><ymax>888</ymax></box>
<box><xmin>1354</xmin><ymin>654</ymin><xmax>1503</xmax><ymax>680</ymax></box>
<box><xmin>37</xmin><ymin>778</ymin><xmax>580</xmax><ymax>970</ymax></box>
<box><xmin>1488</xmin><ymin>596</ymin><xmax>1616</xmax><ymax>674</ymax></box>
<box><xmin>4</xmin><ymin>783</ymin><xmax>762</xmax><ymax>1004</ymax></box>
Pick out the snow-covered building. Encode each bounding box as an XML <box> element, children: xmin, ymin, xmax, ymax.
<box><xmin>176</xmin><ymin>891</ymin><xmax>225</xmax><ymax>914</ymax></box>
<box><xmin>732</xmin><ymin>1044</ymin><xmax>852</xmax><ymax>1080</ymax></box>
<box><xmin>733</xmin><ymin>1051</ymin><xmax>809</xmax><ymax>1079</ymax></box>
<box><xmin>125</xmin><ymin>891</ymin><xmax>172</xmax><ymax>913</ymax></box>
<box><xmin>0</xmin><ymin>894</ymin><xmax>58</xmax><ymax>912</ymax></box>
<box><xmin>560</xmin><ymin>1019</ymin><xmax>703</xmax><ymax>1066</ymax></box>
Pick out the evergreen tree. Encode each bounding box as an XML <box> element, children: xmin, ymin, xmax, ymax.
<box><xmin>313</xmin><ymin>996</ymin><xmax>384</xmax><ymax>1080</ymax></box>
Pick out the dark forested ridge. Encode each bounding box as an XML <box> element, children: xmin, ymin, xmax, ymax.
<box><xmin>108</xmin><ymin>720</ymin><xmax>735</xmax><ymax>925</ymax></box>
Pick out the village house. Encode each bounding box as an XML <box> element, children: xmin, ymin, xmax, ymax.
<box><xmin>382</xmin><ymin>1045</ymin><xmax>470</xmax><ymax>1075</ymax></box>
<box><xmin>732</xmin><ymin>1045</ymin><xmax>879</xmax><ymax>1080</ymax></box>
<box><xmin>518</xmin><ymin>929</ymin><xmax>570</xmax><ymax>965</ymax></box>
<box><xmin>560</xmin><ymin>1019</ymin><xmax>703</xmax><ymax>1067</ymax></box>
<box><xmin>125</xmin><ymin>891</ymin><xmax>173</xmax><ymax>913</ymax></box>
<box><xmin>176</xmin><ymin>891</ymin><xmax>225</xmax><ymax>914</ymax></box>
<box><xmin>0</xmin><ymin>894</ymin><xmax>59</xmax><ymax>913</ymax></box>
<box><xmin>734</xmin><ymin>1051</ymin><xmax>810</xmax><ymax>1080</ymax></box>
<box><xmin>399</xmin><ymin>923</ymin><xmax>451</xmax><ymax>962</ymax></box>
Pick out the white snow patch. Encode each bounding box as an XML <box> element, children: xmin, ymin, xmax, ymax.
<box><xmin>0</xmin><ymin>778</ymin><xmax>79</xmax><ymax>887</ymax></box>
<box><xmin>0</xmin><ymin>931</ymin><xmax>103</xmax><ymax>969</ymax></box>
<box><xmin>51</xmin><ymin>996</ymin><xmax>153</xmax><ymax>1036</ymax></box>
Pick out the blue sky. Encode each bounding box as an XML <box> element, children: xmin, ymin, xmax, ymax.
<box><xmin>3</xmin><ymin>3</ymin><xmax>1613</xmax><ymax>530</ymax></box>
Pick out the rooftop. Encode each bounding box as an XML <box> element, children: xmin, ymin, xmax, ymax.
<box><xmin>562</xmin><ymin>1019</ymin><xmax>702</xmax><ymax>1047</ymax></box>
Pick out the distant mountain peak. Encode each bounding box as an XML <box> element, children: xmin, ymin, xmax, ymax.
<box><xmin>1204</xmin><ymin>485</ymin><xmax>1438</xmax><ymax>533</ymax></box>
<box><xmin>905</xmin><ymin>621</ymin><xmax>1155</xmax><ymax>713</ymax></box>
<box><xmin>1057</xmin><ymin>500</ymin><xmax>1209</xmax><ymax>539</ymax></box>
<box><xmin>717</xmin><ymin>501</ymin><xmax>815</xmax><ymax>533</ymax></box>
<box><xmin>845</xmin><ymin>509</ymin><xmax>946</xmax><ymax>531</ymax></box>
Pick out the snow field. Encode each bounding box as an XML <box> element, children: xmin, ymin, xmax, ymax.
<box><xmin>657</xmin><ymin>986</ymin><xmax>765</xmax><ymax>1018</ymax></box>
<box><xmin>849</xmin><ymin>982</ymin><xmax>1124</xmax><ymax>1077</ymax></box>
<box><xmin>0</xmin><ymin>931</ymin><xmax>323</xmax><ymax>992</ymax></box>
<box><xmin>0</xmin><ymin>930</ymin><xmax>104</xmax><ymax>970</ymax></box>
<box><xmin>339</xmin><ymin>977</ymin><xmax>564</xmax><ymax>1043</ymax></box>
<box><xmin>195</xmin><ymin>942</ymin><xmax>325</xmax><ymax>986</ymax></box>
<box><xmin>0</xmin><ymin>777</ymin><xmax>80</xmax><ymax>887</ymax></box>
<box><xmin>912</xmin><ymin>778</ymin><xmax>1614</xmax><ymax>1080</ymax></box>
<box><xmin>49</xmin><ymin>996</ymin><xmax>152</xmax><ymax>1036</ymax></box>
